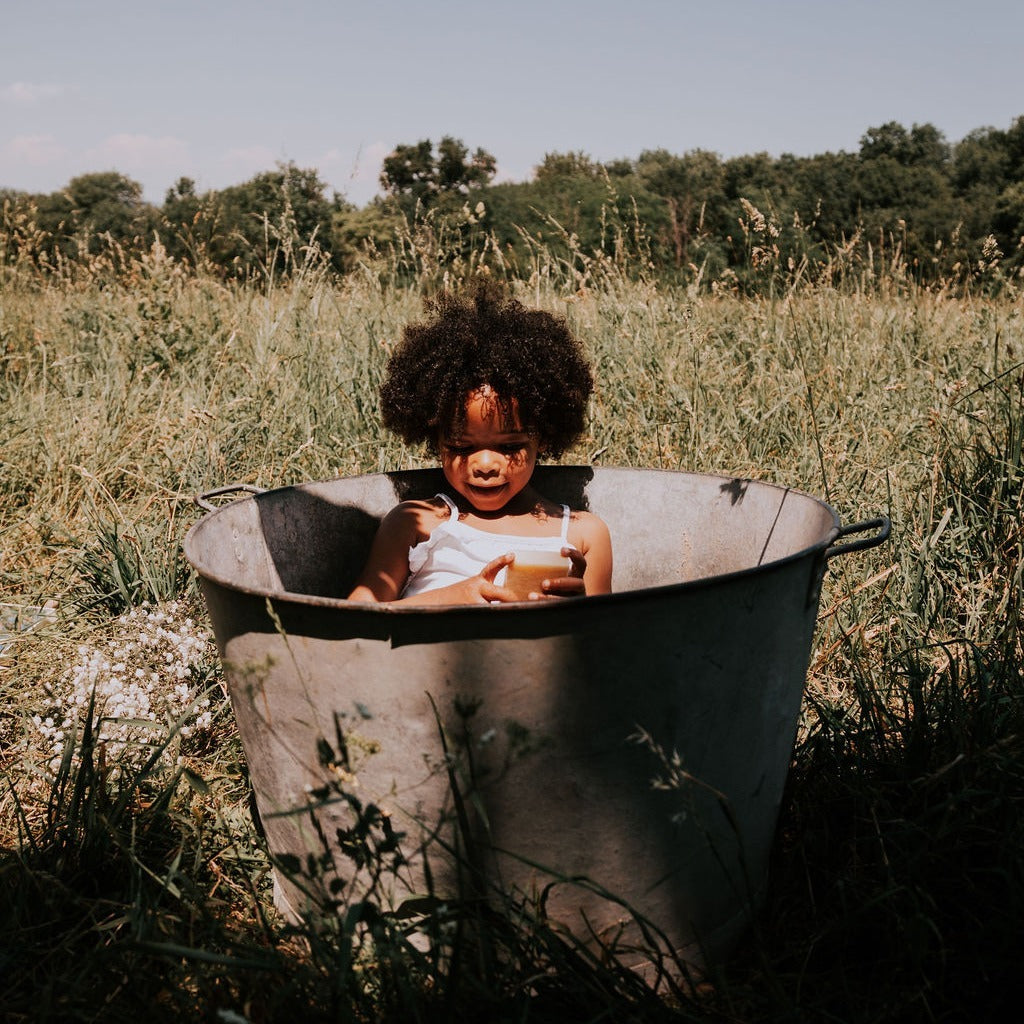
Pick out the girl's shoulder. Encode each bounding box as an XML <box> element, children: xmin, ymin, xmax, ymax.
<box><xmin>568</xmin><ymin>507</ymin><xmax>612</xmax><ymax>548</ymax></box>
<box><xmin>381</xmin><ymin>497</ymin><xmax>451</xmax><ymax>545</ymax></box>
<box><xmin>567</xmin><ymin>506</ymin><xmax>606</xmax><ymax>528</ymax></box>
<box><xmin>526</xmin><ymin>495</ymin><xmax>608</xmax><ymax>546</ymax></box>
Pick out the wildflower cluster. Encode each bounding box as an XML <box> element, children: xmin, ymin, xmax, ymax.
<box><xmin>31</xmin><ymin>602</ymin><xmax>220</xmax><ymax>777</ymax></box>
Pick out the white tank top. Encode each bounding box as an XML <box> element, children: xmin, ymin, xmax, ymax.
<box><xmin>402</xmin><ymin>493</ymin><xmax>571</xmax><ymax>598</ymax></box>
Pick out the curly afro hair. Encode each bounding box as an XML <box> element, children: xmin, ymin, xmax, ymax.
<box><xmin>379</xmin><ymin>280</ymin><xmax>594</xmax><ymax>458</ymax></box>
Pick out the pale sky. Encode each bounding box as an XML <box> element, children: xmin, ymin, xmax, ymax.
<box><xmin>3</xmin><ymin>0</ymin><xmax>1022</xmax><ymax>208</ymax></box>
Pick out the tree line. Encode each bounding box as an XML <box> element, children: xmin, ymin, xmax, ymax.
<box><xmin>2</xmin><ymin>119</ymin><xmax>1023</xmax><ymax>289</ymax></box>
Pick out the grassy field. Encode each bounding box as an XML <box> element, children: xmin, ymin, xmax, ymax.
<box><xmin>1</xmin><ymin>235</ymin><xmax>1022</xmax><ymax>1021</ymax></box>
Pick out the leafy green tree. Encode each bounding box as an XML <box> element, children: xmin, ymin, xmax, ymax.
<box><xmin>603</xmin><ymin>158</ymin><xmax>636</xmax><ymax>179</ymax></box>
<box><xmin>993</xmin><ymin>182</ymin><xmax>1024</xmax><ymax>259</ymax></box>
<box><xmin>635</xmin><ymin>148</ymin><xmax>726</xmax><ymax>270</ymax></box>
<box><xmin>380</xmin><ymin>137</ymin><xmax>496</xmax><ymax>203</ymax></box>
<box><xmin>329</xmin><ymin>198</ymin><xmax>406</xmax><ymax>272</ymax></box>
<box><xmin>854</xmin><ymin>156</ymin><xmax>949</xmax><ymax>211</ymax></box>
<box><xmin>163</xmin><ymin>177</ymin><xmax>201</xmax><ymax>221</ymax></box>
<box><xmin>950</xmin><ymin>127</ymin><xmax>1010</xmax><ymax>192</ymax></box>
<box><xmin>860</xmin><ymin>121</ymin><xmax>949</xmax><ymax>168</ymax></box>
<box><xmin>860</xmin><ymin>121</ymin><xmax>912</xmax><ymax>162</ymax></box>
<box><xmin>436</xmin><ymin>136</ymin><xmax>496</xmax><ymax>192</ymax></box>
<box><xmin>34</xmin><ymin>171</ymin><xmax>158</xmax><ymax>258</ymax></box>
<box><xmin>905</xmin><ymin>123</ymin><xmax>950</xmax><ymax>168</ymax></box>
<box><xmin>474</xmin><ymin>155</ymin><xmax>669</xmax><ymax>279</ymax></box>
<box><xmin>170</xmin><ymin>163</ymin><xmax>335</xmax><ymax>275</ymax></box>
<box><xmin>379</xmin><ymin>140</ymin><xmax>436</xmax><ymax>198</ymax></box>
<box><xmin>723</xmin><ymin>152</ymin><xmax>782</xmax><ymax>199</ymax></box>
<box><xmin>160</xmin><ymin>177</ymin><xmax>215</xmax><ymax>265</ymax></box>
<box><xmin>534</xmin><ymin>151</ymin><xmax>604</xmax><ymax>181</ymax></box>
<box><xmin>853</xmin><ymin>123</ymin><xmax>956</xmax><ymax>270</ymax></box>
<box><xmin>946</xmin><ymin>128</ymin><xmax>1013</xmax><ymax>252</ymax></box>
<box><xmin>1002</xmin><ymin>115</ymin><xmax>1024</xmax><ymax>181</ymax></box>
<box><xmin>787</xmin><ymin>152</ymin><xmax>861</xmax><ymax>235</ymax></box>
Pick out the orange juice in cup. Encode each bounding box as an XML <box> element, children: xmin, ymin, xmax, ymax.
<box><xmin>504</xmin><ymin>549</ymin><xmax>571</xmax><ymax>600</ymax></box>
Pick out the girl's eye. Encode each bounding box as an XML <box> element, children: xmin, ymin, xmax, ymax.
<box><xmin>445</xmin><ymin>445</ymin><xmax>471</xmax><ymax>456</ymax></box>
<box><xmin>500</xmin><ymin>444</ymin><xmax>526</xmax><ymax>455</ymax></box>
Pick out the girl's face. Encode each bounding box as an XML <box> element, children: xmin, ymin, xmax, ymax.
<box><xmin>439</xmin><ymin>386</ymin><xmax>540</xmax><ymax>514</ymax></box>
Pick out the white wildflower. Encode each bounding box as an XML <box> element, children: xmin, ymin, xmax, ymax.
<box><xmin>31</xmin><ymin>601</ymin><xmax>219</xmax><ymax>780</ymax></box>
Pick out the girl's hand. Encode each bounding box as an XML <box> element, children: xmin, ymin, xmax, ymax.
<box><xmin>534</xmin><ymin>546</ymin><xmax>587</xmax><ymax>600</ymax></box>
<box><xmin>437</xmin><ymin>552</ymin><xmax>520</xmax><ymax>605</ymax></box>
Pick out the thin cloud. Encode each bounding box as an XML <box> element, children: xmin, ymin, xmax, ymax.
<box><xmin>213</xmin><ymin>145</ymin><xmax>280</xmax><ymax>186</ymax></box>
<box><xmin>84</xmin><ymin>133</ymin><xmax>189</xmax><ymax>171</ymax></box>
<box><xmin>6</xmin><ymin>133</ymin><xmax>67</xmax><ymax>165</ymax></box>
<box><xmin>1</xmin><ymin>81</ymin><xmax>66</xmax><ymax>104</ymax></box>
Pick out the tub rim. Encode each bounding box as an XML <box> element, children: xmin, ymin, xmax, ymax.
<box><xmin>183</xmin><ymin>465</ymin><xmax>844</xmax><ymax>616</ymax></box>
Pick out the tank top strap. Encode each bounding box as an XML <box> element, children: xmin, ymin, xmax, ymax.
<box><xmin>436</xmin><ymin>492</ymin><xmax>459</xmax><ymax>520</ymax></box>
<box><xmin>559</xmin><ymin>504</ymin><xmax>570</xmax><ymax>542</ymax></box>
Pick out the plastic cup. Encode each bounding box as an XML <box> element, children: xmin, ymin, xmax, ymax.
<box><xmin>504</xmin><ymin>549</ymin><xmax>571</xmax><ymax>600</ymax></box>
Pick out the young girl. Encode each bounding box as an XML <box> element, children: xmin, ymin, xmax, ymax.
<box><xmin>348</xmin><ymin>282</ymin><xmax>612</xmax><ymax>605</ymax></box>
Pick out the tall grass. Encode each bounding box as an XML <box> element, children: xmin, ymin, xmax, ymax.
<box><xmin>1</xmin><ymin>224</ymin><xmax>1022</xmax><ymax>1020</ymax></box>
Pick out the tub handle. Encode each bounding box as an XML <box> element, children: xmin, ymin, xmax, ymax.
<box><xmin>824</xmin><ymin>516</ymin><xmax>891</xmax><ymax>562</ymax></box>
<box><xmin>194</xmin><ymin>484</ymin><xmax>266</xmax><ymax>512</ymax></box>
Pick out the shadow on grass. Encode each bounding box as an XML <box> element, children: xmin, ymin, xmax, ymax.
<box><xmin>721</xmin><ymin>629</ymin><xmax>1024</xmax><ymax>1022</ymax></box>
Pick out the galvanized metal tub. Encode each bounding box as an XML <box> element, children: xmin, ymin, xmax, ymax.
<box><xmin>183</xmin><ymin>466</ymin><xmax>888</xmax><ymax>965</ymax></box>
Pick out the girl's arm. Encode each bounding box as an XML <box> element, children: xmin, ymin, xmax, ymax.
<box><xmin>347</xmin><ymin>503</ymin><xmax>423</xmax><ymax>603</ymax></box>
<box><xmin>540</xmin><ymin>511</ymin><xmax>613</xmax><ymax>598</ymax></box>
<box><xmin>575</xmin><ymin>511</ymin><xmax>613</xmax><ymax>596</ymax></box>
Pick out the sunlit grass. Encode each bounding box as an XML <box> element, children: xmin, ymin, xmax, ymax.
<box><xmin>1</xmin><ymin>226</ymin><xmax>1022</xmax><ymax>1020</ymax></box>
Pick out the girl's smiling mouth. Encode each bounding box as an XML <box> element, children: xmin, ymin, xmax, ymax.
<box><xmin>466</xmin><ymin>482</ymin><xmax>510</xmax><ymax>502</ymax></box>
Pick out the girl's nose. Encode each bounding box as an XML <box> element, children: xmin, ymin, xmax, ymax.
<box><xmin>471</xmin><ymin>449</ymin><xmax>500</xmax><ymax>475</ymax></box>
